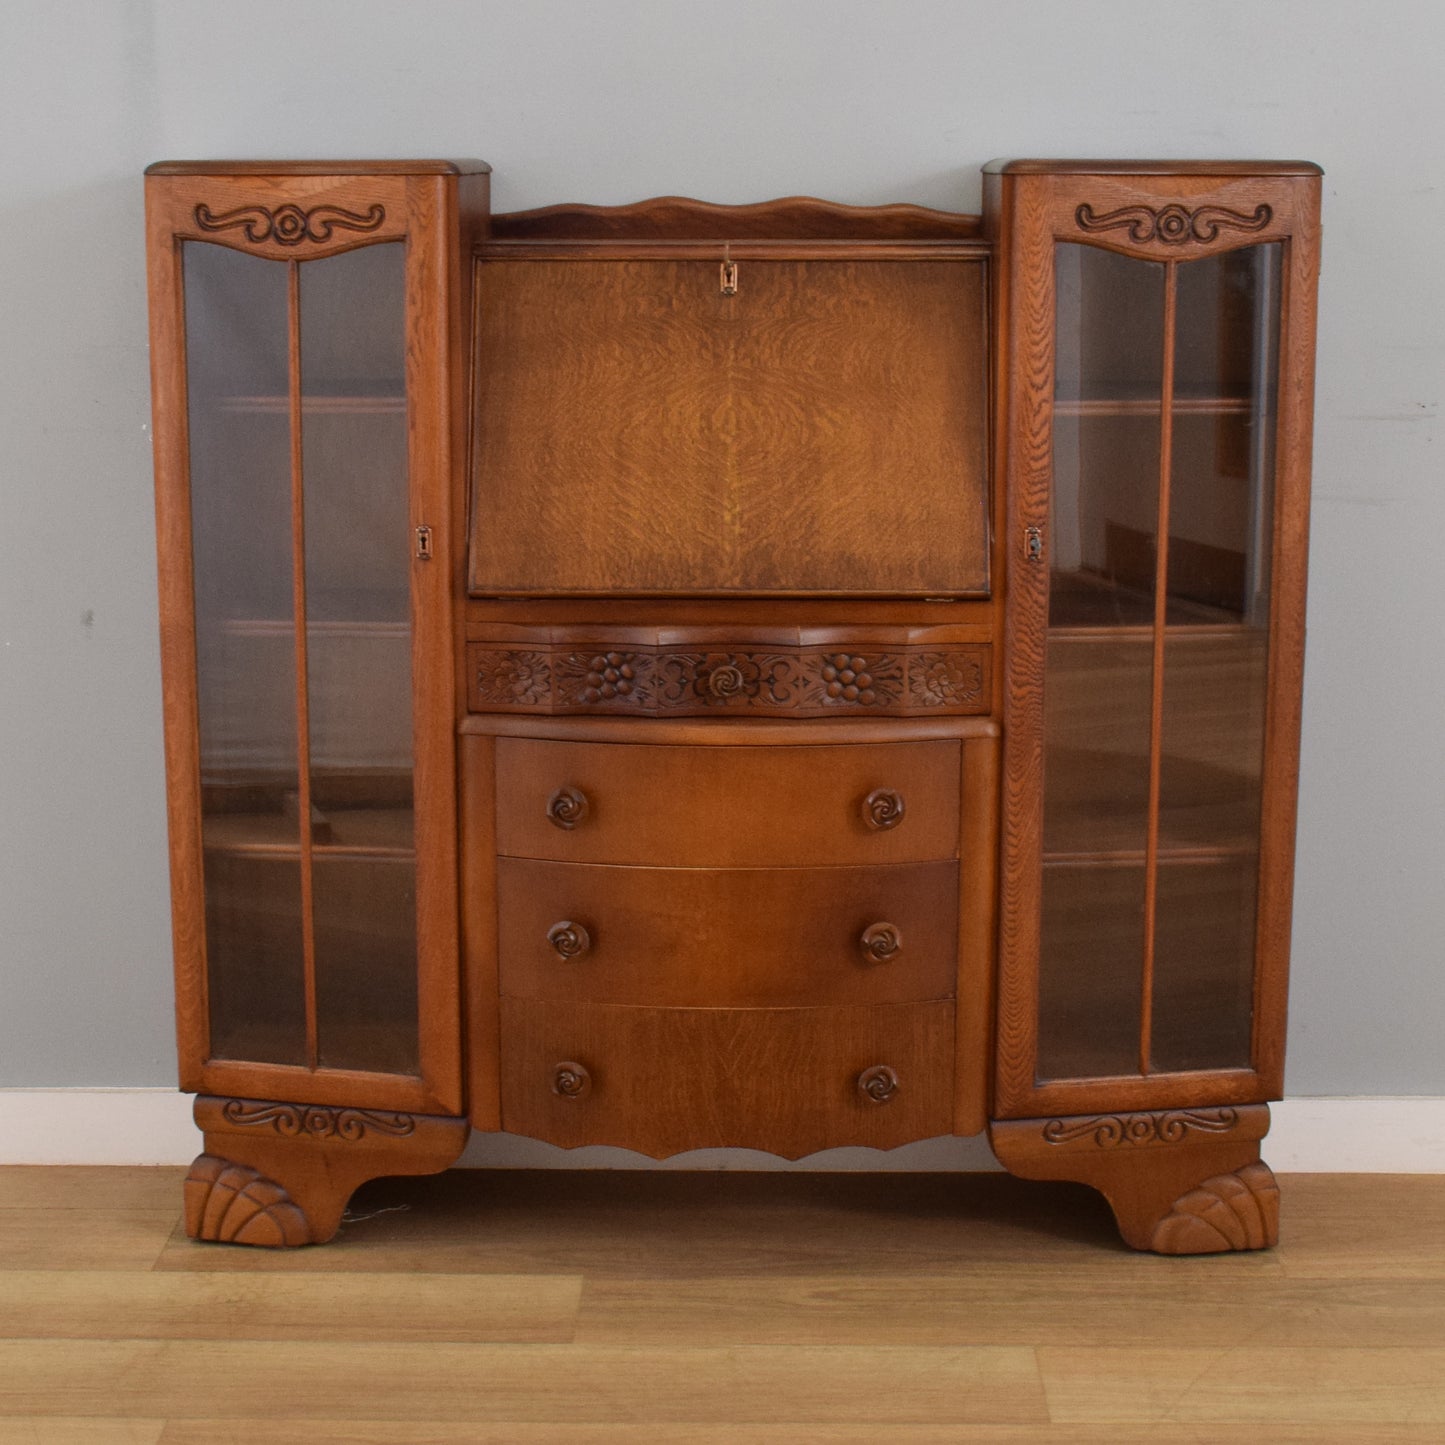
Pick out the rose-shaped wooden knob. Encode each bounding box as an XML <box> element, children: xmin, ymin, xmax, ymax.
<box><xmin>859</xmin><ymin>922</ymin><xmax>902</xmax><ymax>963</ymax></box>
<box><xmin>552</xmin><ymin>1061</ymin><xmax>592</xmax><ymax>1099</ymax></box>
<box><xmin>547</xmin><ymin>921</ymin><xmax>592</xmax><ymax>960</ymax></box>
<box><xmin>546</xmin><ymin>786</ymin><xmax>590</xmax><ymax>830</ymax></box>
<box><xmin>861</xmin><ymin>788</ymin><xmax>905</xmax><ymax>831</ymax></box>
<box><xmin>857</xmin><ymin>1065</ymin><xmax>899</xmax><ymax>1104</ymax></box>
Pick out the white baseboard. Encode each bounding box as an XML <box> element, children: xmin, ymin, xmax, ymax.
<box><xmin>1</xmin><ymin>1089</ymin><xmax>1442</xmax><ymax>1171</ymax></box>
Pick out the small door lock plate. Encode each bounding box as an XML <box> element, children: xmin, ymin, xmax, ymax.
<box><xmin>1024</xmin><ymin>526</ymin><xmax>1044</xmax><ymax>562</ymax></box>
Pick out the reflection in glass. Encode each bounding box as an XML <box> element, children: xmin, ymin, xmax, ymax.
<box><xmin>184</xmin><ymin>241</ymin><xmax>306</xmax><ymax>1066</ymax></box>
<box><xmin>299</xmin><ymin>243</ymin><xmax>419</xmax><ymax>1075</ymax></box>
<box><xmin>1037</xmin><ymin>240</ymin><xmax>1280</xmax><ymax>1085</ymax></box>
<box><xmin>1037</xmin><ymin>246</ymin><xmax>1162</xmax><ymax>1081</ymax></box>
<box><xmin>1150</xmin><ymin>244</ymin><xmax>1280</xmax><ymax>1068</ymax></box>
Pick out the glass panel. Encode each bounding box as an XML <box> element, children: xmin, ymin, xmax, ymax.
<box><xmin>1168</xmin><ymin>245</ymin><xmax>1281</xmax><ymax>622</ymax></box>
<box><xmin>1037</xmin><ymin>245</ymin><xmax>1164</xmax><ymax>1081</ymax></box>
<box><xmin>184</xmin><ymin>241</ymin><xmax>306</xmax><ymax>1066</ymax></box>
<box><xmin>298</xmin><ymin>243</ymin><xmax>419</xmax><ymax>1074</ymax></box>
<box><xmin>1050</xmin><ymin>245</ymin><xmax>1165</xmax><ymax>628</ymax></box>
<box><xmin>1151</xmin><ymin>858</ymin><xmax>1257</xmax><ymax>1071</ymax></box>
<box><xmin>1151</xmin><ymin>244</ymin><xmax>1280</xmax><ymax>1070</ymax></box>
<box><xmin>1038</xmin><ymin>863</ymin><xmax>1145</xmax><ymax>1081</ymax></box>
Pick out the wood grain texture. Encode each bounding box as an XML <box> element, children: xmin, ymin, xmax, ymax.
<box><xmin>955</xmin><ymin>735</ymin><xmax>999</xmax><ymax>1135</ymax></box>
<box><xmin>489</xmin><ymin>194</ymin><xmax>983</xmax><ymax>242</ymax></box>
<box><xmin>0</xmin><ymin>1208</ymin><xmax>178</xmax><ymax>1273</ymax></box>
<box><xmin>498</xmin><ymin>1000</ymin><xmax>956</xmax><ymax>1157</ymax></box>
<box><xmin>496</xmin><ymin>858</ymin><xmax>958</xmax><ymax>1008</ymax></box>
<box><xmin>1037</xmin><ymin>1346</ymin><xmax>1445</xmax><ymax>1425</ymax></box>
<box><xmin>468</xmin><ymin>637</ymin><xmax>990</xmax><ymax>716</ymax></box>
<box><xmin>577</xmin><ymin>1266</ymin><xmax>1445</xmax><ymax>1349</ymax></box>
<box><xmin>5</xmin><ymin>1167</ymin><xmax>1442</xmax><ymax>1435</ymax></box>
<box><xmin>0</xmin><ymin>1425</ymin><xmax>165</xmax><ymax>1444</ymax></box>
<box><xmin>1251</xmin><ymin>171</ymin><xmax>1322</xmax><ymax>1097</ymax></box>
<box><xmin>401</xmin><ymin>170</ymin><xmax>469</xmax><ymax>1116</ymax></box>
<box><xmin>461</xmin><ymin>732</ymin><xmax>501</xmax><ymax>1131</ymax></box>
<box><xmin>986</xmin><ymin>159</ymin><xmax>1323</xmax><ymax>176</ymax></box>
<box><xmin>469</xmin><ymin>258</ymin><xmax>988</xmax><ymax>596</ymax></box>
<box><xmin>990</xmin><ymin>164</ymin><xmax>1319</xmax><ymax>1120</ymax></box>
<box><xmin>492</xmin><ymin>737</ymin><xmax>961</xmax><ymax>868</ymax></box>
<box><xmin>149</xmin><ymin>1427</ymin><xmax>1445</xmax><ymax>1445</ymax></box>
<box><xmin>147</xmin><ymin>160</ymin><xmax>492</xmax><ymax>176</ymax></box>
<box><xmin>991</xmin><ymin>1103</ymin><xmax>1275</xmax><ymax>1253</ymax></box>
<box><xmin>145</xmin><ymin>165</ymin><xmax>475</xmax><ymax>1114</ymax></box>
<box><xmin>991</xmin><ymin>166</ymin><xmax>1055</xmax><ymax>1117</ymax></box>
<box><xmin>188</xmin><ymin>1096</ymin><xmax>468</xmax><ymax>1246</ymax></box>
<box><xmin>0</xmin><ymin>1270</ymin><xmax>580</xmax><ymax>1343</ymax></box>
<box><xmin>0</xmin><ymin>1340</ymin><xmax>1043</xmax><ymax>1425</ymax></box>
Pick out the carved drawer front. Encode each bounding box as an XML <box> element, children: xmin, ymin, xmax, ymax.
<box><xmin>493</xmin><ymin>739</ymin><xmax>961</xmax><ymax>867</ymax></box>
<box><xmin>498</xmin><ymin>999</ymin><xmax>955</xmax><ymax>1157</ymax></box>
<box><xmin>497</xmin><ymin>859</ymin><xmax>958</xmax><ymax>1008</ymax></box>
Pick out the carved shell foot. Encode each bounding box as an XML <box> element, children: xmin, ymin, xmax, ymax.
<box><xmin>183</xmin><ymin>1153</ymin><xmax>311</xmax><ymax>1248</ymax></box>
<box><xmin>1150</xmin><ymin>1160</ymin><xmax>1280</xmax><ymax>1254</ymax></box>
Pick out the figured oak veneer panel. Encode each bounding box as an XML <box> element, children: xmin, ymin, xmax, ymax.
<box><xmin>498</xmin><ymin>1000</ymin><xmax>955</xmax><ymax>1157</ymax></box>
<box><xmin>496</xmin><ymin>859</ymin><xmax>958</xmax><ymax>1008</ymax></box>
<box><xmin>493</xmin><ymin>738</ymin><xmax>961</xmax><ymax>867</ymax></box>
<box><xmin>469</xmin><ymin>258</ymin><xmax>988</xmax><ymax>596</ymax></box>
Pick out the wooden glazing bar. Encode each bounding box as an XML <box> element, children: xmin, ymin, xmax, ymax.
<box><xmin>287</xmin><ymin>259</ymin><xmax>319</xmax><ymax>1072</ymax></box>
<box><xmin>1138</xmin><ymin>262</ymin><xmax>1178</xmax><ymax>1078</ymax></box>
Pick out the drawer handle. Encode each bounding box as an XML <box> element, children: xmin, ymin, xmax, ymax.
<box><xmin>861</xmin><ymin>788</ymin><xmax>906</xmax><ymax>831</ymax></box>
<box><xmin>857</xmin><ymin>1064</ymin><xmax>900</xmax><ymax>1104</ymax></box>
<box><xmin>546</xmin><ymin>786</ymin><xmax>590</xmax><ymax>830</ymax></box>
<box><xmin>553</xmin><ymin>1061</ymin><xmax>592</xmax><ymax>1100</ymax></box>
<box><xmin>859</xmin><ymin>922</ymin><xmax>902</xmax><ymax>963</ymax></box>
<box><xmin>547</xmin><ymin>920</ymin><xmax>592</xmax><ymax>960</ymax></box>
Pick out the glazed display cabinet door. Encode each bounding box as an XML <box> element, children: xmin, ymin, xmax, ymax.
<box><xmin>991</xmin><ymin>164</ymin><xmax>1320</xmax><ymax>1118</ymax></box>
<box><xmin>146</xmin><ymin>169</ymin><xmax>470</xmax><ymax>1114</ymax></box>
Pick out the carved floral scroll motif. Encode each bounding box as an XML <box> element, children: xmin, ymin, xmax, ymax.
<box><xmin>469</xmin><ymin>642</ymin><xmax>989</xmax><ymax>717</ymax></box>
<box><xmin>1042</xmin><ymin>1108</ymin><xmax>1241</xmax><ymax>1148</ymax></box>
<box><xmin>1075</xmin><ymin>202</ymin><xmax>1272</xmax><ymax>246</ymax></box>
<box><xmin>194</xmin><ymin>202</ymin><xmax>387</xmax><ymax>246</ymax></box>
<box><xmin>219</xmin><ymin>1099</ymin><xmax>417</xmax><ymax>1142</ymax></box>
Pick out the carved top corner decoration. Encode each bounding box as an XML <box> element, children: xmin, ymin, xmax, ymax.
<box><xmin>1075</xmin><ymin>201</ymin><xmax>1272</xmax><ymax>246</ymax></box>
<box><xmin>194</xmin><ymin>201</ymin><xmax>387</xmax><ymax>247</ymax></box>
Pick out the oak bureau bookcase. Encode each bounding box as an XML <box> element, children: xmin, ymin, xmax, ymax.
<box><xmin>144</xmin><ymin>158</ymin><xmax>1321</xmax><ymax>1252</ymax></box>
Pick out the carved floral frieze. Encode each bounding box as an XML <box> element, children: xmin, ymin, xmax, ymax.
<box><xmin>469</xmin><ymin>641</ymin><xmax>989</xmax><ymax>717</ymax></box>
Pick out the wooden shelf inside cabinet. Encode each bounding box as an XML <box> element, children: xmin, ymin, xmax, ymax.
<box><xmin>201</xmin><ymin>809</ymin><xmax>415</xmax><ymax>860</ymax></box>
<box><xmin>1048</xmin><ymin>571</ymin><xmax>1249</xmax><ymax>629</ymax></box>
<box><xmin>209</xmin><ymin>393</ymin><xmax>407</xmax><ymax>415</ymax></box>
<box><xmin>1054</xmin><ymin>395</ymin><xmax>1259</xmax><ymax>418</ymax></box>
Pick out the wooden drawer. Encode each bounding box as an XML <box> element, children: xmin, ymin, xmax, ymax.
<box><xmin>497</xmin><ymin>859</ymin><xmax>958</xmax><ymax>1007</ymax></box>
<box><xmin>493</xmin><ymin>738</ymin><xmax>961</xmax><ymax>866</ymax></box>
<box><xmin>498</xmin><ymin>999</ymin><xmax>955</xmax><ymax>1157</ymax></box>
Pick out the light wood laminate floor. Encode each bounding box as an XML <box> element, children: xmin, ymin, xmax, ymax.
<box><xmin>1</xmin><ymin>1168</ymin><xmax>1443</xmax><ymax>1441</ymax></box>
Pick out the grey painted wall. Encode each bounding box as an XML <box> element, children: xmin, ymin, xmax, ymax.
<box><xmin>2</xmin><ymin>0</ymin><xmax>1442</xmax><ymax>1095</ymax></box>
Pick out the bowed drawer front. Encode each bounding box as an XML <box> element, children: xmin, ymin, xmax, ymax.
<box><xmin>493</xmin><ymin>738</ymin><xmax>962</xmax><ymax>867</ymax></box>
<box><xmin>496</xmin><ymin>858</ymin><xmax>960</xmax><ymax>1008</ymax></box>
<box><xmin>497</xmin><ymin>999</ymin><xmax>956</xmax><ymax>1158</ymax></box>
